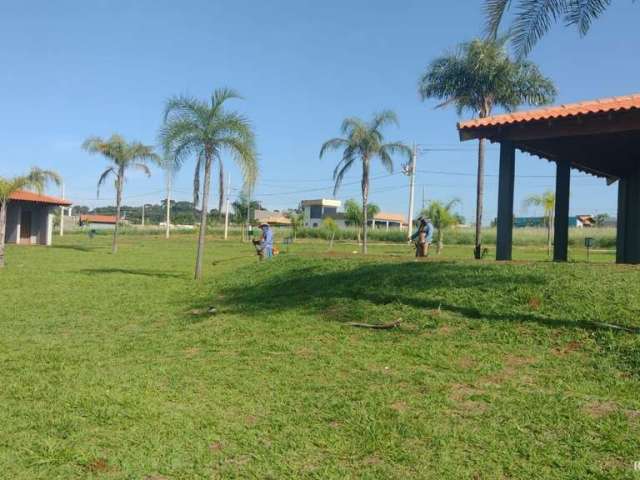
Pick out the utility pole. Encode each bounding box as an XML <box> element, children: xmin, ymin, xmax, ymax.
<box><xmin>224</xmin><ymin>173</ymin><xmax>231</xmax><ymax>240</ymax></box>
<box><xmin>405</xmin><ymin>143</ymin><xmax>417</xmax><ymax>239</ymax></box>
<box><xmin>60</xmin><ymin>183</ymin><xmax>65</xmax><ymax>236</ymax></box>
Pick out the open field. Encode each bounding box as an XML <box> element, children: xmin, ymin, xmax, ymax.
<box><xmin>1</xmin><ymin>234</ymin><xmax>639</xmax><ymax>479</ymax></box>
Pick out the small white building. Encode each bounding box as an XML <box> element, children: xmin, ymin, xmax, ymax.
<box><xmin>301</xmin><ymin>199</ymin><xmax>342</xmax><ymax>228</ymax></box>
<box><xmin>369</xmin><ymin>212</ymin><xmax>408</xmax><ymax>230</ymax></box>
<box><xmin>4</xmin><ymin>191</ymin><xmax>71</xmax><ymax>245</ymax></box>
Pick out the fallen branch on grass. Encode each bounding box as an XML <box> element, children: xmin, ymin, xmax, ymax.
<box><xmin>346</xmin><ymin>319</ymin><xmax>402</xmax><ymax>330</ymax></box>
<box><xmin>591</xmin><ymin>322</ymin><xmax>640</xmax><ymax>334</ymax></box>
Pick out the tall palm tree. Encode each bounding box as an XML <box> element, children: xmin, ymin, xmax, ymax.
<box><xmin>320</xmin><ymin>111</ymin><xmax>411</xmax><ymax>254</ymax></box>
<box><xmin>82</xmin><ymin>134</ymin><xmax>159</xmax><ymax>254</ymax></box>
<box><xmin>0</xmin><ymin>167</ymin><xmax>61</xmax><ymax>268</ymax></box>
<box><xmin>418</xmin><ymin>38</ymin><xmax>556</xmax><ymax>259</ymax></box>
<box><xmin>523</xmin><ymin>190</ymin><xmax>556</xmax><ymax>258</ymax></box>
<box><xmin>160</xmin><ymin>88</ymin><xmax>258</xmax><ymax>280</ymax></box>
<box><xmin>484</xmin><ymin>0</ymin><xmax>617</xmax><ymax>57</ymax></box>
<box><xmin>421</xmin><ymin>199</ymin><xmax>461</xmax><ymax>254</ymax></box>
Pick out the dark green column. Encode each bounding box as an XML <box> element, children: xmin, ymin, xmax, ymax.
<box><xmin>553</xmin><ymin>160</ymin><xmax>571</xmax><ymax>262</ymax></box>
<box><xmin>616</xmin><ymin>169</ymin><xmax>640</xmax><ymax>264</ymax></box>
<box><xmin>616</xmin><ymin>178</ymin><xmax>627</xmax><ymax>263</ymax></box>
<box><xmin>496</xmin><ymin>141</ymin><xmax>515</xmax><ymax>261</ymax></box>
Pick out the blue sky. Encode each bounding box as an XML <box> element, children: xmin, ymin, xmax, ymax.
<box><xmin>0</xmin><ymin>0</ymin><xmax>637</xmax><ymax>222</ymax></box>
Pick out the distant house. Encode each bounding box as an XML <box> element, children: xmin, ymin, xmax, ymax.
<box><xmin>4</xmin><ymin>190</ymin><xmax>72</xmax><ymax>246</ymax></box>
<box><xmin>79</xmin><ymin>214</ymin><xmax>119</xmax><ymax>230</ymax></box>
<box><xmin>514</xmin><ymin>215</ymin><xmax>595</xmax><ymax>229</ymax></box>
<box><xmin>369</xmin><ymin>212</ymin><xmax>408</xmax><ymax>230</ymax></box>
<box><xmin>301</xmin><ymin>199</ymin><xmax>341</xmax><ymax>228</ymax></box>
<box><xmin>253</xmin><ymin>209</ymin><xmax>292</xmax><ymax>226</ymax></box>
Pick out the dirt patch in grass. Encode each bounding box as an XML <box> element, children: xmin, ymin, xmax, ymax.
<box><xmin>456</xmin><ymin>356</ymin><xmax>476</xmax><ymax>370</ymax></box>
<box><xmin>210</xmin><ymin>441</ymin><xmax>223</xmax><ymax>452</ymax></box>
<box><xmin>528</xmin><ymin>296</ymin><xmax>542</xmax><ymax>310</ymax></box>
<box><xmin>481</xmin><ymin>355</ymin><xmax>537</xmax><ymax>386</ymax></box>
<box><xmin>552</xmin><ymin>340</ymin><xmax>583</xmax><ymax>357</ymax></box>
<box><xmin>84</xmin><ymin>458</ymin><xmax>110</xmax><ymax>473</ymax></box>
<box><xmin>449</xmin><ymin>383</ymin><xmax>487</xmax><ymax>415</ymax></box>
<box><xmin>390</xmin><ymin>401</ymin><xmax>408</xmax><ymax>412</ymax></box>
<box><xmin>583</xmin><ymin>400</ymin><xmax>619</xmax><ymax>418</ymax></box>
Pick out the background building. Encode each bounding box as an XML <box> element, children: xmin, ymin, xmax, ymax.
<box><xmin>4</xmin><ymin>191</ymin><xmax>71</xmax><ymax>246</ymax></box>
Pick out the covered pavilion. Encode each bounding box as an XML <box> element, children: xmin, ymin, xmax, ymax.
<box><xmin>457</xmin><ymin>94</ymin><xmax>640</xmax><ymax>264</ymax></box>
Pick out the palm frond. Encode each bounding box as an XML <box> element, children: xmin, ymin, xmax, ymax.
<box><xmin>370</xmin><ymin>110</ymin><xmax>399</xmax><ymax>131</ymax></box>
<box><xmin>132</xmin><ymin>163</ymin><xmax>152</xmax><ymax>177</ymax></box>
<box><xmin>97</xmin><ymin>167</ymin><xmax>116</xmax><ymax>198</ymax></box>
<box><xmin>564</xmin><ymin>0</ymin><xmax>611</xmax><ymax>36</ymax></box>
<box><xmin>319</xmin><ymin>138</ymin><xmax>348</xmax><ymax>159</ymax></box>
<box><xmin>484</xmin><ymin>0</ymin><xmax>513</xmax><ymax>38</ymax></box>
<box><xmin>511</xmin><ymin>0</ymin><xmax>565</xmax><ymax>57</ymax></box>
<box><xmin>193</xmin><ymin>152</ymin><xmax>203</xmax><ymax>208</ymax></box>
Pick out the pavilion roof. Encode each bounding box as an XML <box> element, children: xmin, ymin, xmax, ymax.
<box><xmin>458</xmin><ymin>94</ymin><xmax>640</xmax><ymax>132</ymax></box>
<box><xmin>456</xmin><ymin>94</ymin><xmax>640</xmax><ymax>180</ymax></box>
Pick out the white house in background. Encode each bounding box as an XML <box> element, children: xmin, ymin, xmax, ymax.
<box><xmin>301</xmin><ymin>199</ymin><xmax>341</xmax><ymax>228</ymax></box>
<box><xmin>4</xmin><ymin>191</ymin><xmax>72</xmax><ymax>246</ymax></box>
<box><xmin>300</xmin><ymin>198</ymin><xmax>407</xmax><ymax>230</ymax></box>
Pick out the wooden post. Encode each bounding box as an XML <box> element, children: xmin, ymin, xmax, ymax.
<box><xmin>496</xmin><ymin>141</ymin><xmax>515</xmax><ymax>261</ymax></box>
<box><xmin>553</xmin><ymin>160</ymin><xmax>571</xmax><ymax>262</ymax></box>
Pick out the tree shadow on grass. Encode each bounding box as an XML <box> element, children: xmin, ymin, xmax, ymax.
<box><xmin>80</xmin><ymin>268</ymin><xmax>185</xmax><ymax>279</ymax></box>
<box><xmin>214</xmin><ymin>259</ymin><xmax>637</xmax><ymax>334</ymax></box>
<box><xmin>51</xmin><ymin>244</ymin><xmax>98</xmax><ymax>253</ymax></box>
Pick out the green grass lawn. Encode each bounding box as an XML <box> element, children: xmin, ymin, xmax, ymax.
<box><xmin>0</xmin><ymin>234</ymin><xmax>638</xmax><ymax>479</ymax></box>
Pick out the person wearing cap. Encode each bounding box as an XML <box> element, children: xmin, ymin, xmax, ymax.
<box><xmin>257</xmin><ymin>223</ymin><xmax>274</xmax><ymax>259</ymax></box>
<box><xmin>410</xmin><ymin>217</ymin><xmax>433</xmax><ymax>257</ymax></box>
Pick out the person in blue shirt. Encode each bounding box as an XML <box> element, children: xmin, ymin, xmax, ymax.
<box><xmin>410</xmin><ymin>217</ymin><xmax>434</xmax><ymax>257</ymax></box>
<box><xmin>258</xmin><ymin>223</ymin><xmax>274</xmax><ymax>259</ymax></box>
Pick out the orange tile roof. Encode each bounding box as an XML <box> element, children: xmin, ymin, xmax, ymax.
<box><xmin>374</xmin><ymin>212</ymin><xmax>407</xmax><ymax>224</ymax></box>
<box><xmin>9</xmin><ymin>190</ymin><xmax>72</xmax><ymax>206</ymax></box>
<box><xmin>458</xmin><ymin>94</ymin><xmax>640</xmax><ymax>130</ymax></box>
<box><xmin>80</xmin><ymin>214</ymin><xmax>117</xmax><ymax>224</ymax></box>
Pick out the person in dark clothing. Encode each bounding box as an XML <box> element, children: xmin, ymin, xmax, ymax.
<box><xmin>410</xmin><ymin>217</ymin><xmax>434</xmax><ymax>257</ymax></box>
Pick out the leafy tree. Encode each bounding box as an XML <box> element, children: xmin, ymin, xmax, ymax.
<box><xmin>594</xmin><ymin>213</ymin><xmax>611</xmax><ymax>227</ymax></box>
<box><xmin>320</xmin><ymin>112</ymin><xmax>411</xmax><ymax>254</ymax></box>
<box><xmin>160</xmin><ymin>88</ymin><xmax>258</xmax><ymax>280</ymax></box>
<box><xmin>231</xmin><ymin>193</ymin><xmax>262</xmax><ymax>224</ymax></box>
<box><xmin>484</xmin><ymin>0</ymin><xmax>619</xmax><ymax>57</ymax></box>
<box><xmin>343</xmin><ymin>199</ymin><xmax>380</xmax><ymax>245</ymax></box>
<box><xmin>419</xmin><ymin>38</ymin><xmax>556</xmax><ymax>259</ymax></box>
<box><xmin>0</xmin><ymin>167</ymin><xmax>61</xmax><ymax>268</ymax></box>
<box><xmin>421</xmin><ymin>199</ymin><xmax>461</xmax><ymax>254</ymax></box>
<box><xmin>82</xmin><ymin>134</ymin><xmax>158</xmax><ymax>254</ymax></box>
<box><xmin>289</xmin><ymin>212</ymin><xmax>304</xmax><ymax>240</ymax></box>
<box><xmin>523</xmin><ymin>190</ymin><xmax>555</xmax><ymax>257</ymax></box>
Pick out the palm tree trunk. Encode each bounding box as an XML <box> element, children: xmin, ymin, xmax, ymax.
<box><xmin>437</xmin><ymin>228</ymin><xmax>443</xmax><ymax>254</ymax></box>
<box><xmin>474</xmin><ymin>138</ymin><xmax>485</xmax><ymax>259</ymax></box>
<box><xmin>218</xmin><ymin>161</ymin><xmax>225</xmax><ymax>220</ymax></box>
<box><xmin>194</xmin><ymin>152</ymin><xmax>212</xmax><ymax>280</ymax></box>
<box><xmin>0</xmin><ymin>200</ymin><xmax>7</xmax><ymax>268</ymax></box>
<box><xmin>165</xmin><ymin>176</ymin><xmax>171</xmax><ymax>240</ymax></box>
<box><xmin>361</xmin><ymin>159</ymin><xmax>370</xmax><ymax>255</ymax></box>
<box><xmin>112</xmin><ymin>172</ymin><xmax>123</xmax><ymax>254</ymax></box>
